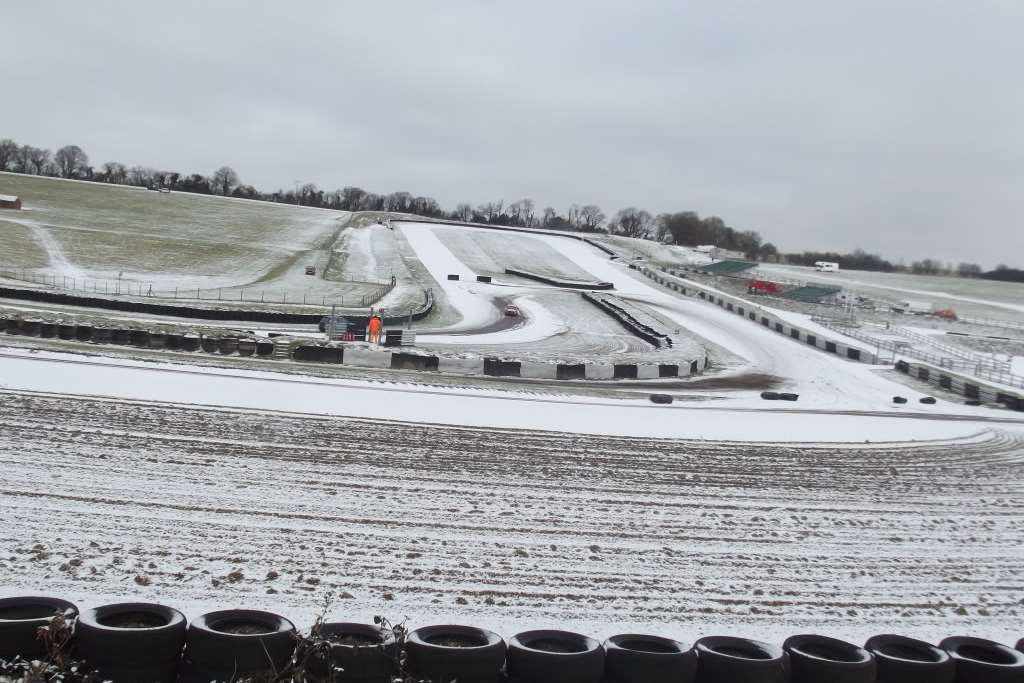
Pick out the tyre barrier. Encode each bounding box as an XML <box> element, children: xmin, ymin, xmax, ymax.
<box><xmin>3</xmin><ymin>317</ymin><xmax>19</xmax><ymax>334</ymax></box>
<box><xmin>660</xmin><ymin>364</ymin><xmax>679</xmax><ymax>378</ymax></box>
<box><xmin>603</xmin><ymin>634</ymin><xmax>696</xmax><ymax>683</ymax></box>
<box><xmin>391</xmin><ymin>352</ymin><xmax>439</xmax><ymax>372</ymax></box>
<box><xmin>58</xmin><ymin>323</ymin><xmax>76</xmax><ymax>340</ymax></box>
<box><xmin>75</xmin><ymin>324</ymin><xmax>93</xmax><ymax>341</ymax></box>
<box><xmin>148</xmin><ymin>331</ymin><xmax>167</xmax><ymax>349</ymax></box>
<box><xmin>165</xmin><ymin>333</ymin><xmax>183</xmax><ymax>351</ymax></box>
<box><xmin>484</xmin><ymin>358</ymin><xmax>522</xmax><ymax>377</ymax></box>
<box><xmin>406</xmin><ymin>624</ymin><xmax>506</xmax><ymax>683</ymax></box>
<box><xmin>5</xmin><ymin>596</ymin><xmax>1024</xmax><ymax>683</ymax></box>
<box><xmin>75</xmin><ymin>602</ymin><xmax>186</xmax><ymax>683</ymax></box>
<box><xmin>111</xmin><ymin>328</ymin><xmax>131</xmax><ymax>345</ymax></box>
<box><xmin>556</xmin><ymin>363</ymin><xmax>587</xmax><ymax>381</ymax></box>
<box><xmin>130</xmin><ymin>329</ymin><xmax>150</xmax><ymax>347</ymax></box>
<box><xmin>650</xmin><ymin>394</ymin><xmax>674</xmax><ymax>405</ymax></box>
<box><xmin>784</xmin><ymin>634</ymin><xmax>876</xmax><ymax>683</ymax></box>
<box><xmin>293</xmin><ymin>344</ymin><xmax>344</xmax><ymax>363</ymax></box>
<box><xmin>179</xmin><ymin>609</ymin><xmax>296</xmax><ymax>683</ymax></box>
<box><xmin>477</xmin><ymin>275</ymin><xmax>492</xmax><ymax>283</ymax></box>
<box><xmin>779</xmin><ymin>392</ymin><xmax>799</xmax><ymax>402</ymax></box>
<box><xmin>506</xmin><ymin>629</ymin><xmax>604</xmax><ymax>683</ymax></box>
<box><xmin>938</xmin><ymin>636</ymin><xmax>1024</xmax><ymax>682</ymax></box>
<box><xmin>761</xmin><ymin>391</ymin><xmax>780</xmax><ymax>400</ymax></box>
<box><xmin>865</xmin><ymin>634</ymin><xmax>954</xmax><ymax>683</ymax></box>
<box><xmin>218</xmin><ymin>337</ymin><xmax>239</xmax><ymax>355</ymax></box>
<box><xmin>920</xmin><ymin>397</ymin><xmax>937</xmax><ymax>405</ymax></box>
<box><xmin>236</xmin><ymin>337</ymin><xmax>256</xmax><ymax>357</ymax></box>
<box><xmin>694</xmin><ymin>636</ymin><xmax>789</xmax><ymax>683</ymax></box>
<box><xmin>40</xmin><ymin>321</ymin><xmax>57</xmax><ymax>338</ymax></box>
<box><xmin>200</xmin><ymin>336</ymin><xmax>219</xmax><ymax>353</ymax></box>
<box><xmin>22</xmin><ymin>318</ymin><xmax>42</xmax><ymax>336</ymax></box>
<box><xmin>309</xmin><ymin>622</ymin><xmax>398</xmax><ymax>683</ymax></box>
<box><xmin>182</xmin><ymin>334</ymin><xmax>200</xmax><ymax>352</ymax></box>
<box><xmin>448</xmin><ymin>274</ymin><xmax>460</xmax><ymax>281</ymax></box>
<box><xmin>0</xmin><ymin>595</ymin><xmax>78</xmax><ymax>661</ymax></box>
<box><xmin>92</xmin><ymin>327</ymin><xmax>113</xmax><ymax>344</ymax></box>
<box><xmin>256</xmin><ymin>339</ymin><xmax>275</xmax><ymax>357</ymax></box>
<box><xmin>893</xmin><ymin>396</ymin><xmax>908</xmax><ymax>404</ymax></box>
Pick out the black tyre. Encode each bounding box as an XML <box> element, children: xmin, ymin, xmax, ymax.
<box><xmin>0</xmin><ymin>595</ymin><xmax>77</xmax><ymax>661</ymax></box>
<box><xmin>148</xmin><ymin>332</ymin><xmax>167</xmax><ymax>349</ymax></box>
<box><xmin>41</xmin><ymin>322</ymin><xmax>57</xmax><ymax>338</ymax></box>
<box><xmin>75</xmin><ymin>324</ymin><xmax>94</xmax><ymax>341</ymax></box>
<box><xmin>201</xmin><ymin>336</ymin><xmax>220</xmax><ymax>353</ymax></box>
<box><xmin>256</xmin><ymin>340</ymin><xmax>275</xmax><ymax>356</ymax></box>
<box><xmin>784</xmin><ymin>634</ymin><xmax>875</xmax><ymax>682</ymax></box>
<box><xmin>603</xmin><ymin>633</ymin><xmax>696</xmax><ymax>682</ymax></box>
<box><xmin>182</xmin><ymin>334</ymin><xmax>200</xmax><ymax>351</ymax></box>
<box><xmin>761</xmin><ymin>391</ymin><xmax>780</xmax><ymax>400</ymax></box>
<box><xmin>75</xmin><ymin>602</ymin><xmax>186</xmax><ymax>683</ymax></box>
<box><xmin>1018</xmin><ymin>638</ymin><xmax>1023</xmax><ymax>653</ymax></box>
<box><xmin>180</xmin><ymin>609</ymin><xmax>296</xmax><ymax>682</ymax></box>
<box><xmin>893</xmin><ymin>396</ymin><xmax>908</xmax><ymax>404</ymax></box>
<box><xmin>694</xmin><ymin>636</ymin><xmax>789</xmax><ymax>683</ymax></box>
<box><xmin>939</xmin><ymin>636</ymin><xmax>1024</xmax><ymax>682</ymax></box>
<box><xmin>237</xmin><ymin>338</ymin><xmax>257</xmax><ymax>357</ymax></box>
<box><xmin>219</xmin><ymin>337</ymin><xmax>239</xmax><ymax>355</ymax></box>
<box><xmin>307</xmin><ymin>622</ymin><xmax>398</xmax><ymax>682</ymax></box>
<box><xmin>920</xmin><ymin>397</ymin><xmax>937</xmax><ymax>404</ymax></box>
<box><xmin>650</xmin><ymin>394</ymin><xmax>674</xmax><ymax>405</ymax></box>
<box><xmin>58</xmin><ymin>323</ymin><xmax>77</xmax><ymax>340</ymax></box>
<box><xmin>865</xmin><ymin>634</ymin><xmax>954</xmax><ymax>683</ymax></box>
<box><xmin>506</xmin><ymin>629</ymin><xmax>603</xmax><ymax>683</ymax></box>
<box><xmin>406</xmin><ymin>624</ymin><xmax>506</xmax><ymax>683</ymax></box>
<box><xmin>779</xmin><ymin>393</ymin><xmax>800</xmax><ymax>401</ymax></box>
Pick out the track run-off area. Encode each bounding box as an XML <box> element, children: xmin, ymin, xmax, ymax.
<box><xmin>1</xmin><ymin>388</ymin><xmax>1023</xmax><ymax>645</ymax></box>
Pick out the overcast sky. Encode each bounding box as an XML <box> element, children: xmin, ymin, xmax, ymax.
<box><xmin>5</xmin><ymin>1</ymin><xmax>1022</xmax><ymax>266</ymax></box>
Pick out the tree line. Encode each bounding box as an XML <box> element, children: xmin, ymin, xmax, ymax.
<box><xmin>0</xmin><ymin>137</ymin><xmax>771</xmax><ymax>254</ymax></box>
<box><xmin>0</xmin><ymin>136</ymin><xmax>1018</xmax><ymax>280</ymax></box>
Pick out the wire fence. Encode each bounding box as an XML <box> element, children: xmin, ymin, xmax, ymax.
<box><xmin>0</xmin><ymin>268</ymin><xmax>395</xmax><ymax>309</ymax></box>
<box><xmin>814</xmin><ymin>317</ymin><xmax>1024</xmax><ymax>389</ymax></box>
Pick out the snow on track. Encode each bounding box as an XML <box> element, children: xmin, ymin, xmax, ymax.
<box><xmin>1</xmin><ymin>392</ymin><xmax>1022</xmax><ymax>643</ymax></box>
<box><xmin>0</xmin><ymin>348</ymin><xmax>1016</xmax><ymax>443</ymax></box>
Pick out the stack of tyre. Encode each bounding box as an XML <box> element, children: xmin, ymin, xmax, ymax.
<box><xmin>2</xmin><ymin>596</ymin><xmax>1024</xmax><ymax>682</ymax></box>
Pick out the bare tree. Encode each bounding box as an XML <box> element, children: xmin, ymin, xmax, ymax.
<box><xmin>454</xmin><ymin>203</ymin><xmax>472</xmax><ymax>221</ymax></box>
<box><xmin>579</xmin><ymin>205</ymin><xmax>606</xmax><ymax>231</ymax></box>
<box><xmin>609</xmin><ymin>207</ymin><xmax>653</xmax><ymax>238</ymax></box>
<box><xmin>541</xmin><ymin>207</ymin><xmax>557</xmax><ymax>227</ymax></box>
<box><xmin>341</xmin><ymin>186</ymin><xmax>368</xmax><ymax>211</ymax></box>
<box><xmin>54</xmin><ymin>145</ymin><xmax>88</xmax><ymax>178</ymax></box>
<box><xmin>0</xmin><ymin>139</ymin><xmax>18</xmax><ymax>171</ymax></box>
<box><xmin>212</xmin><ymin>166</ymin><xmax>239</xmax><ymax>196</ymax></box>
<box><xmin>26</xmin><ymin>147</ymin><xmax>51</xmax><ymax>175</ymax></box>
<box><xmin>127</xmin><ymin>166</ymin><xmax>155</xmax><ymax>187</ymax></box>
<box><xmin>101</xmin><ymin>162</ymin><xmax>127</xmax><ymax>184</ymax></box>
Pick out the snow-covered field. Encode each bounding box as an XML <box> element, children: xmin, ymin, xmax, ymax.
<box><xmin>2</xmin><ymin>209</ymin><xmax>1024</xmax><ymax>646</ymax></box>
<box><xmin>1</xmin><ymin>387</ymin><xmax>1021</xmax><ymax>645</ymax></box>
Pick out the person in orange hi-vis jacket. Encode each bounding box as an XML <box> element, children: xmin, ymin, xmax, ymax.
<box><xmin>367</xmin><ymin>314</ymin><xmax>382</xmax><ymax>344</ymax></box>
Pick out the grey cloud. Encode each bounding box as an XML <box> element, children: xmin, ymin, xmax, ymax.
<box><xmin>4</xmin><ymin>0</ymin><xmax>1022</xmax><ymax>266</ymax></box>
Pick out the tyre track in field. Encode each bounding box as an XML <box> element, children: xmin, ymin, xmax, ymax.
<box><xmin>1</xmin><ymin>391</ymin><xmax>1022</xmax><ymax>642</ymax></box>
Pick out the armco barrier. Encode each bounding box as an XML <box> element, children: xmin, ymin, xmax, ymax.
<box><xmin>640</xmin><ymin>266</ymin><xmax>882</xmax><ymax>365</ymax></box>
<box><xmin>894</xmin><ymin>358</ymin><xmax>1024</xmax><ymax>410</ymax></box>
<box><xmin>505</xmin><ymin>267</ymin><xmax>613</xmax><ymax>290</ymax></box>
<box><xmin>4</xmin><ymin>594</ymin><xmax>1023</xmax><ymax>681</ymax></box>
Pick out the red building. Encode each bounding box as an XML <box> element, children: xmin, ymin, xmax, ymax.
<box><xmin>0</xmin><ymin>194</ymin><xmax>21</xmax><ymax>210</ymax></box>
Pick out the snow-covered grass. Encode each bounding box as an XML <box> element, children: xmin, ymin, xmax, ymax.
<box><xmin>0</xmin><ymin>172</ymin><xmax>344</xmax><ymax>291</ymax></box>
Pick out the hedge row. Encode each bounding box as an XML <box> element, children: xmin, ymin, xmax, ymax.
<box><xmin>2</xmin><ymin>596</ymin><xmax>1023</xmax><ymax>683</ymax></box>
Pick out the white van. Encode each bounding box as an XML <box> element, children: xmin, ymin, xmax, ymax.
<box><xmin>815</xmin><ymin>261</ymin><xmax>840</xmax><ymax>272</ymax></box>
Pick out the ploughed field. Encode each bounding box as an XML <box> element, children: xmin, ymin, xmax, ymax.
<box><xmin>2</xmin><ymin>390</ymin><xmax>1022</xmax><ymax>642</ymax></box>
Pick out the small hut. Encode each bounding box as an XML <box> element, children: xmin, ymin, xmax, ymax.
<box><xmin>0</xmin><ymin>194</ymin><xmax>22</xmax><ymax>210</ymax></box>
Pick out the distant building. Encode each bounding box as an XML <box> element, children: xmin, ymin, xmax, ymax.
<box><xmin>0</xmin><ymin>194</ymin><xmax>21</xmax><ymax>210</ymax></box>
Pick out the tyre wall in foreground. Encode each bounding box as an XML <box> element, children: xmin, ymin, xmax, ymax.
<box><xmin>2</xmin><ymin>595</ymin><xmax>1022</xmax><ymax>683</ymax></box>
